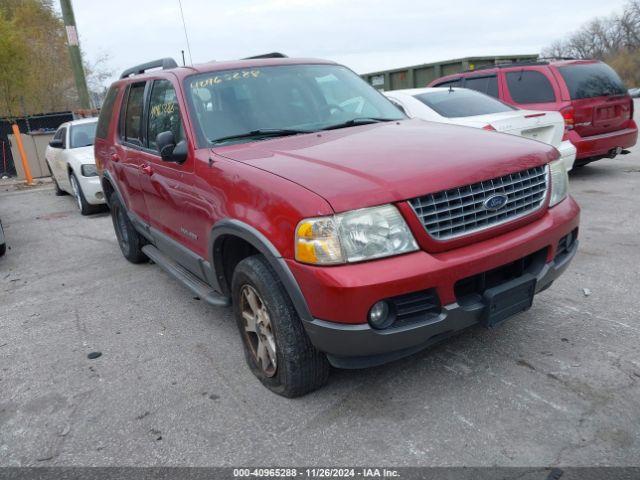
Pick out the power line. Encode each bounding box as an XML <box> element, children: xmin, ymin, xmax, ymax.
<box><xmin>177</xmin><ymin>0</ymin><xmax>193</xmax><ymax>66</ymax></box>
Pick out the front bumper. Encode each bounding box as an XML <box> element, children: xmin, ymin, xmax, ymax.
<box><xmin>79</xmin><ymin>176</ymin><xmax>106</xmax><ymax>205</ymax></box>
<box><xmin>304</xmin><ymin>236</ymin><xmax>578</xmax><ymax>368</ymax></box>
<box><xmin>290</xmin><ymin>197</ymin><xmax>580</xmax><ymax>368</ymax></box>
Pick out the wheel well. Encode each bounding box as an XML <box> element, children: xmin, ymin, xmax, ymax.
<box><xmin>101</xmin><ymin>177</ymin><xmax>115</xmax><ymax>207</ymax></box>
<box><xmin>214</xmin><ymin>235</ymin><xmax>259</xmax><ymax>296</ymax></box>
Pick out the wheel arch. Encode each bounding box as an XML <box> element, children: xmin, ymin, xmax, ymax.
<box><xmin>210</xmin><ymin>219</ymin><xmax>313</xmax><ymax>323</ymax></box>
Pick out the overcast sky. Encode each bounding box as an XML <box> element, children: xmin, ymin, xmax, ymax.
<box><xmin>68</xmin><ymin>0</ymin><xmax>627</xmax><ymax>85</ymax></box>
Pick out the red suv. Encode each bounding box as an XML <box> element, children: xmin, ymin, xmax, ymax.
<box><xmin>430</xmin><ymin>59</ymin><xmax>638</xmax><ymax>166</ymax></box>
<box><xmin>96</xmin><ymin>54</ymin><xmax>580</xmax><ymax>397</ymax></box>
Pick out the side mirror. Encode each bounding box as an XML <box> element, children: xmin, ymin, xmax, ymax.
<box><xmin>156</xmin><ymin>131</ymin><xmax>187</xmax><ymax>163</ymax></box>
<box><xmin>49</xmin><ymin>139</ymin><xmax>63</xmax><ymax>149</ymax></box>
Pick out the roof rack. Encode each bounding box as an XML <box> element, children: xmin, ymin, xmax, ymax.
<box><xmin>120</xmin><ymin>58</ymin><xmax>179</xmax><ymax>79</ymax></box>
<box><xmin>242</xmin><ymin>52</ymin><xmax>288</xmax><ymax>60</ymax></box>
<box><xmin>465</xmin><ymin>59</ymin><xmax>549</xmax><ymax>73</ymax></box>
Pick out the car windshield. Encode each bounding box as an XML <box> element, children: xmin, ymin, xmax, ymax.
<box><xmin>185</xmin><ymin>64</ymin><xmax>405</xmax><ymax>146</ymax></box>
<box><xmin>414</xmin><ymin>89</ymin><xmax>515</xmax><ymax>118</ymax></box>
<box><xmin>557</xmin><ymin>62</ymin><xmax>627</xmax><ymax>99</ymax></box>
<box><xmin>70</xmin><ymin>122</ymin><xmax>97</xmax><ymax>148</ymax></box>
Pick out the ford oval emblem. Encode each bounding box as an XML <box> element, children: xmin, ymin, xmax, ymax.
<box><xmin>483</xmin><ymin>194</ymin><xmax>509</xmax><ymax>211</ymax></box>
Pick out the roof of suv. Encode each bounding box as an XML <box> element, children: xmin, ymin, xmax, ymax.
<box><xmin>117</xmin><ymin>57</ymin><xmax>338</xmax><ymax>84</ymax></box>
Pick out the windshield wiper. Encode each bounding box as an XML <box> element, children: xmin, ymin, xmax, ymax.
<box><xmin>319</xmin><ymin>117</ymin><xmax>396</xmax><ymax>131</ymax></box>
<box><xmin>210</xmin><ymin>128</ymin><xmax>311</xmax><ymax>145</ymax></box>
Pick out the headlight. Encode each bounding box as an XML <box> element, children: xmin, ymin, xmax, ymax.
<box><xmin>295</xmin><ymin>204</ymin><xmax>418</xmax><ymax>265</ymax></box>
<box><xmin>549</xmin><ymin>159</ymin><xmax>568</xmax><ymax>207</ymax></box>
<box><xmin>81</xmin><ymin>164</ymin><xmax>98</xmax><ymax>177</ymax></box>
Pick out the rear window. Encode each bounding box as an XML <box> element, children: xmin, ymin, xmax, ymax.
<box><xmin>557</xmin><ymin>63</ymin><xmax>627</xmax><ymax>99</ymax></box>
<box><xmin>96</xmin><ymin>86</ymin><xmax>119</xmax><ymax>139</ymax></box>
<box><xmin>506</xmin><ymin>70</ymin><xmax>556</xmax><ymax>104</ymax></box>
<box><xmin>414</xmin><ymin>89</ymin><xmax>514</xmax><ymax>118</ymax></box>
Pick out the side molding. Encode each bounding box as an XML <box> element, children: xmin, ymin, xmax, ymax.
<box><xmin>210</xmin><ymin>219</ymin><xmax>314</xmax><ymax>323</ymax></box>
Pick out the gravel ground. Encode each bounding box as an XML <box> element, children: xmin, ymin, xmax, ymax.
<box><xmin>0</xmin><ymin>134</ymin><xmax>639</xmax><ymax>467</ymax></box>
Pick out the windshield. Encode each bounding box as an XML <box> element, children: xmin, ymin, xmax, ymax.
<box><xmin>185</xmin><ymin>64</ymin><xmax>405</xmax><ymax>146</ymax></box>
<box><xmin>415</xmin><ymin>89</ymin><xmax>515</xmax><ymax>118</ymax></box>
<box><xmin>557</xmin><ymin>63</ymin><xmax>627</xmax><ymax>99</ymax></box>
<box><xmin>70</xmin><ymin>122</ymin><xmax>97</xmax><ymax>148</ymax></box>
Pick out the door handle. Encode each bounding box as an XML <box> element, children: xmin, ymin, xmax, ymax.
<box><xmin>140</xmin><ymin>164</ymin><xmax>153</xmax><ymax>176</ymax></box>
<box><xmin>111</xmin><ymin>153</ymin><xmax>120</xmax><ymax>163</ymax></box>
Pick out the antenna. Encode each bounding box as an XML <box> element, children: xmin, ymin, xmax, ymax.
<box><xmin>177</xmin><ymin>0</ymin><xmax>193</xmax><ymax>65</ymax></box>
<box><xmin>181</xmin><ymin>50</ymin><xmax>186</xmax><ymax>66</ymax></box>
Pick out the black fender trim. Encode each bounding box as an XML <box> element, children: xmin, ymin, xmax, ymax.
<box><xmin>210</xmin><ymin>219</ymin><xmax>313</xmax><ymax>323</ymax></box>
<box><xmin>100</xmin><ymin>171</ymin><xmax>123</xmax><ymax>208</ymax></box>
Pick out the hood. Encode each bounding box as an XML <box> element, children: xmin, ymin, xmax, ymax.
<box><xmin>214</xmin><ymin>119</ymin><xmax>558</xmax><ymax>213</ymax></box>
<box><xmin>70</xmin><ymin>145</ymin><xmax>96</xmax><ymax>163</ymax></box>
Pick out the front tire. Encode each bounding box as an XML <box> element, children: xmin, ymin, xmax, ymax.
<box><xmin>231</xmin><ymin>255</ymin><xmax>329</xmax><ymax>397</ymax></box>
<box><xmin>109</xmin><ymin>192</ymin><xmax>147</xmax><ymax>264</ymax></box>
<box><xmin>70</xmin><ymin>172</ymin><xmax>99</xmax><ymax>215</ymax></box>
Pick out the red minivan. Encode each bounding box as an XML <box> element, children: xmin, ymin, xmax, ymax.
<box><xmin>429</xmin><ymin>60</ymin><xmax>638</xmax><ymax>166</ymax></box>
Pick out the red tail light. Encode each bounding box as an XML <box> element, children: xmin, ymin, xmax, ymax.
<box><xmin>482</xmin><ymin>124</ymin><xmax>496</xmax><ymax>131</ymax></box>
<box><xmin>560</xmin><ymin>106</ymin><xmax>575</xmax><ymax>130</ymax></box>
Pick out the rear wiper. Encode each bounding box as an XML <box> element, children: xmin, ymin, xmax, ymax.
<box><xmin>210</xmin><ymin>128</ymin><xmax>310</xmax><ymax>145</ymax></box>
<box><xmin>319</xmin><ymin>117</ymin><xmax>395</xmax><ymax>131</ymax></box>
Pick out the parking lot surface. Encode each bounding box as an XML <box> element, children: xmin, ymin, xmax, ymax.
<box><xmin>1</xmin><ymin>147</ymin><xmax>640</xmax><ymax>467</ymax></box>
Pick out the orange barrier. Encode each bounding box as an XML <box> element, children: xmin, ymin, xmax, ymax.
<box><xmin>11</xmin><ymin>124</ymin><xmax>34</xmax><ymax>185</ymax></box>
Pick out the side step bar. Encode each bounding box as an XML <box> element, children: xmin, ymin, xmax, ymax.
<box><xmin>142</xmin><ymin>245</ymin><xmax>230</xmax><ymax>307</ymax></box>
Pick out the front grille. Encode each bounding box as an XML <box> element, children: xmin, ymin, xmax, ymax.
<box><xmin>409</xmin><ymin>165</ymin><xmax>549</xmax><ymax>240</ymax></box>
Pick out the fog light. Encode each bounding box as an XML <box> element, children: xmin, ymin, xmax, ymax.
<box><xmin>368</xmin><ymin>301</ymin><xmax>392</xmax><ymax>329</ymax></box>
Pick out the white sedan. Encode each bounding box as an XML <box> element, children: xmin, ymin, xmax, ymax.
<box><xmin>384</xmin><ymin>87</ymin><xmax>576</xmax><ymax>171</ymax></box>
<box><xmin>45</xmin><ymin>118</ymin><xmax>105</xmax><ymax>215</ymax></box>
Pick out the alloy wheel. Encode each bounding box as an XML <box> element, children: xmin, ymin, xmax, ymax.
<box><xmin>70</xmin><ymin>175</ymin><xmax>82</xmax><ymax>210</ymax></box>
<box><xmin>240</xmin><ymin>284</ymin><xmax>277</xmax><ymax>377</ymax></box>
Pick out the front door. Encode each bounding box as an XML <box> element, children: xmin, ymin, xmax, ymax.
<box><xmin>137</xmin><ymin>78</ymin><xmax>206</xmax><ymax>275</ymax></box>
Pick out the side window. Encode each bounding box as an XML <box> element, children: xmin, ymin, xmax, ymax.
<box><xmin>122</xmin><ymin>83</ymin><xmax>146</xmax><ymax>146</ymax></box>
<box><xmin>53</xmin><ymin>127</ymin><xmax>67</xmax><ymax>148</ymax></box>
<box><xmin>506</xmin><ymin>70</ymin><xmax>555</xmax><ymax>104</ymax></box>
<box><xmin>486</xmin><ymin>76</ymin><xmax>499</xmax><ymax>98</ymax></box>
<box><xmin>96</xmin><ymin>85</ymin><xmax>119</xmax><ymax>139</ymax></box>
<box><xmin>464</xmin><ymin>75</ymin><xmax>499</xmax><ymax>98</ymax></box>
<box><xmin>147</xmin><ymin>79</ymin><xmax>184</xmax><ymax>151</ymax></box>
<box><xmin>434</xmin><ymin>78</ymin><xmax>461</xmax><ymax>88</ymax></box>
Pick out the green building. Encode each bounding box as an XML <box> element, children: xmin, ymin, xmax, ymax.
<box><xmin>362</xmin><ymin>54</ymin><xmax>539</xmax><ymax>91</ymax></box>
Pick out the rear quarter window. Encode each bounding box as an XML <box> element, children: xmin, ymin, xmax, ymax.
<box><xmin>96</xmin><ymin>86</ymin><xmax>119</xmax><ymax>139</ymax></box>
<box><xmin>506</xmin><ymin>70</ymin><xmax>556</xmax><ymax>104</ymax></box>
<box><xmin>557</xmin><ymin>63</ymin><xmax>627</xmax><ymax>99</ymax></box>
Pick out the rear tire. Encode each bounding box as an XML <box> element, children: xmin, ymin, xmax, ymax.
<box><xmin>231</xmin><ymin>255</ymin><xmax>329</xmax><ymax>397</ymax></box>
<box><xmin>109</xmin><ymin>192</ymin><xmax>147</xmax><ymax>264</ymax></box>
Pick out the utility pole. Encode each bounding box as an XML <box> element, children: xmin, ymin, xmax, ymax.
<box><xmin>60</xmin><ymin>0</ymin><xmax>91</xmax><ymax>110</ymax></box>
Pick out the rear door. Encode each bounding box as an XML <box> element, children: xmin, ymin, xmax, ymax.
<box><xmin>554</xmin><ymin>62</ymin><xmax>632</xmax><ymax>137</ymax></box>
<box><xmin>501</xmin><ymin>67</ymin><xmax>561</xmax><ymax>112</ymax></box>
<box><xmin>115</xmin><ymin>82</ymin><xmax>150</xmax><ymax>223</ymax></box>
